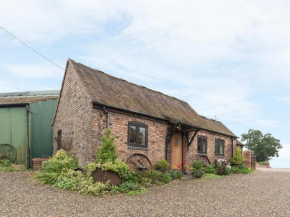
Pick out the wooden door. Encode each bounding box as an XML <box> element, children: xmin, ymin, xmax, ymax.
<box><xmin>171</xmin><ymin>132</ymin><xmax>183</xmax><ymax>169</ymax></box>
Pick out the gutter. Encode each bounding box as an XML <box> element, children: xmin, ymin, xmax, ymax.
<box><xmin>0</xmin><ymin>103</ymin><xmax>29</xmax><ymax>108</ymax></box>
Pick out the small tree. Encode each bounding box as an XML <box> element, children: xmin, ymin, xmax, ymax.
<box><xmin>96</xmin><ymin>129</ymin><xmax>118</xmax><ymax>164</ymax></box>
<box><xmin>231</xmin><ymin>147</ymin><xmax>244</xmax><ymax>165</ymax></box>
<box><xmin>241</xmin><ymin>129</ymin><xmax>282</xmax><ymax>162</ymax></box>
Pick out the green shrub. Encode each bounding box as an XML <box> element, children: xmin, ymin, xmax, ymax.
<box><xmin>155</xmin><ymin>159</ymin><xmax>169</xmax><ymax>171</ymax></box>
<box><xmin>137</xmin><ymin>170</ymin><xmax>163</xmax><ymax>184</ymax></box>
<box><xmin>167</xmin><ymin>170</ymin><xmax>183</xmax><ymax>180</ymax></box>
<box><xmin>161</xmin><ymin>172</ymin><xmax>173</xmax><ymax>184</ymax></box>
<box><xmin>231</xmin><ymin>166</ymin><xmax>240</xmax><ymax>174</ymax></box>
<box><xmin>231</xmin><ymin>147</ymin><xmax>244</xmax><ymax>165</ymax></box>
<box><xmin>205</xmin><ymin>173</ymin><xmax>222</xmax><ymax>179</ymax></box>
<box><xmin>224</xmin><ymin>167</ymin><xmax>231</xmax><ymax>175</ymax></box>
<box><xmin>192</xmin><ymin>160</ymin><xmax>203</xmax><ymax>170</ymax></box>
<box><xmin>204</xmin><ymin>165</ymin><xmax>216</xmax><ymax>174</ymax></box>
<box><xmin>239</xmin><ymin>164</ymin><xmax>248</xmax><ymax>170</ymax></box>
<box><xmin>259</xmin><ymin>161</ymin><xmax>268</xmax><ymax>165</ymax></box>
<box><xmin>139</xmin><ymin>177</ymin><xmax>152</xmax><ymax>187</ymax></box>
<box><xmin>122</xmin><ymin>171</ymin><xmax>139</xmax><ymax>183</ymax></box>
<box><xmin>192</xmin><ymin>169</ymin><xmax>205</xmax><ymax>178</ymax></box>
<box><xmin>0</xmin><ymin>159</ymin><xmax>15</xmax><ymax>172</ymax></box>
<box><xmin>41</xmin><ymin>149</ymin><xmax>78</xmax><ymax>173</ymax></box>
<box><xmin>96</xmin><ymin>129</ymin><xmax>118</xmax><ymax>164</ymax></box>
<box><xmin>118</xmin><ymin>181</ymin><xmax>146</xmax><ymax>195</ymax></box>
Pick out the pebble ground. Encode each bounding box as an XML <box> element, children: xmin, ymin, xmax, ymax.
<box><xmin>1</xmin><ymin>169</ymin><xmax>290</xmax><ymax>217</ymax></box>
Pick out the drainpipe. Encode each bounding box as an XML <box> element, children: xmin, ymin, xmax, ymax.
<box><xmin>231</xmin><ymin>137</ymin><xmax>234</xmax><ymax>158</ymax></box>
<box><xmin>25</xmin><ymin>105</ymin><xmax>30</xmax><ymax>169</ymax></box>
<box><xmin>102</xmin><ymin>107</ymin><xmax>109</xmax><ymax>129</ymax></box>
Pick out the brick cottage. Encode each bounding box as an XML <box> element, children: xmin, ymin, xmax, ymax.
<box><xmin>53</xmin><ymin>59</ymin><xmax>238</xmax><ymax>170</ymax></box>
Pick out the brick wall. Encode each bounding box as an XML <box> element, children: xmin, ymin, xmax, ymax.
<box><xmin>185</xmin><ymin>131</ymin><xmax>236</xmax><ymax>167</ymax></box>
<box><xmin>91</xmin><ymin>108</ymin><xmax>168</xmax><ymax>167</ymax></box>
<box><xmin>53</xmin><ymin>62</ymin><xmax>93</xmax><ymax>166</ymax></box>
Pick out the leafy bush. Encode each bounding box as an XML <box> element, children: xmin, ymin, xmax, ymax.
<box><xmin>155</xmin><ymin>159</ymin><xmax>169</xmax><ymax>171</ymax></box>
<box><xmin>192</xmin><ymin>169</ymin><xmax>205</xmax><ymax>178</ymax></box>
<box><xmin>259</xmin><ymin>161</ymin><xmax>268</xmax><ymax>165</ymax></box>
<box><xmin>239</xmin><ymin>164</ymin><xmax>248</xmax><ymax>170</ymax></box>
<box><xmin>215</xmin><ymin>159</ymin><xmax>228</xmax><ymax>175</ymax></box>
<box><xmin>192</xmin><ymin>160</ymin><xmax>203</xmax><ymax>170</ymax></box>
<box><xmin>41</xmin><ymin>149</ymin><xmax>78</xmax><ymax>173</ymax></box>
<box><xmin>204</xmin><ymin>165</ymin><xmax>216</xmax><ymax>174</ymax></box>
<box><xmin>137</xmin><ymin>170</ymin><xmax>163</xmax><ymax>184</ymax></box>
<box><xmin>161</xmin><ymin>172</ymin><xmax>172</xmax><ymax>184</ymax></box>
<box><xmin>224</xmin><ymin>167</ymin><xmax>231</xmax><ymax>175</ymax></box>
<box><xmin>122</xmin><ymin>171</ymin><xmax>139</xmax><ymax>183</ymax></box>
<box><xmin>86</xmin><ymin>159</ymin><xmax>129</xmax><ymax>178</ymax></box>
<box><xmin>53</xmin><ymin>170</ymin><xmax>110</xmax><ymax>196</ymax></box>
<box><xmin>118</xmin><ymin>181</ymin><xmax>147</xmax><ymax>195</ymax></box>
<box><xmin>167</xmin><ymin>170</ymin><xmax>183</xmax><ymax>180</ymax></box>
<box><xmin>231</xmin><ymin>166</ymin><xmax>240</xmax><ymax>174</ymax></box>
<box><xmin>96</xmin><ymin>129</ymin><xmax>118</xmax><ymax>164</ymax></box>
<box><xmin>205</xmin><ymin>173</ymin><xmax>222</xmax><ymax>179</ymax></box>
<box><xmin>231</xmin><ymin>147</ymin><xmax>244</xmax><ymax>165</ymax></box>
<box><xmin>0</xmin><ymin>159</ymin><xmax>15</xmax><ymax>172</ymax></box>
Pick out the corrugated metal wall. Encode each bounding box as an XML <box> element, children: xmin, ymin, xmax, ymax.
<box><xmin>29</xmin><ymin>99</ymin><xmax>57</xmax><ymax>162</ymax></box>
<box><xmin>0</xmin><ymin>107</ymin><xmax>27</xmax><ymax>164</ymax></box>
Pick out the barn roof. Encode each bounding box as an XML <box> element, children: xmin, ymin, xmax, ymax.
<box><xmin>68</xmin><ymin>59</ymin><xmax>237</xmax><ymax>137</ymax></box>
<box><xmin>0</xmin><ymin>90</ymin><xmax>59</xmax><ymax>105</ymax></box>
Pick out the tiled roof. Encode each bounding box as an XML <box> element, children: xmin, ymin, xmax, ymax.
<box><xmin>69</xmin><ymin>59</ymin><xmax>237</xmax><ymax>137</ymax></box>
<box><xmin>0</xmin><ymin>90</ymin><xmax>59</xmax><ymax>105</ymax></box>
<box><xmin>236</xmin><ymin>140</ymin><xmax>245</xmax><ymax>146</ymax></box>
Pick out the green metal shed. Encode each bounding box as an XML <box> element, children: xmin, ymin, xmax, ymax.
<box><xmin>0</xmin><ymin>90</ymin><xmax>59</xmax><ymax>167</ymax></box>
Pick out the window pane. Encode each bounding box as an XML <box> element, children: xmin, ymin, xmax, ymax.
<box><xmin>219</xmin><ymin>144</ymin><xmax>224</xmax><ymax>155</ymax></box>
<box><xmin>139</xmin><ymin>127</ymin><xmax>146</xmax><ymax>145</ymax></box>
<box><xmin>130</xmin><ymin>125</ymin><xmax>137</xmax><ymax>144</ymax></box>
<box><xmin>202</xmin><ymin>138</ymin><xmax>206</xmax><ymax>153</ymax></box>
<box><xmin>215</xmin><ymin>142</ymin><xmax>219</xmax><ymax>154</ymax></box>
<box><xmin>198</xmin><ymin>138</ymin><xmax>202</xmax><ymax>152</ymax></box>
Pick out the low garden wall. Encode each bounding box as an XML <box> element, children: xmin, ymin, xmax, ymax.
<box><xmin>256</xmin><ymin>162</ymin><xmax>270</xmax><ymax>168</ymax></box>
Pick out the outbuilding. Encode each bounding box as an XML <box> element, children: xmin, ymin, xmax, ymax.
<box><xmin>53</xmin><ymin>59</ymin><xmax>239</xmax><ymax>170</ymax></box>
<box><xmin>0</xmin><ymin>90</ymin><xmax>59</xmax><ymax>167</ymax></box>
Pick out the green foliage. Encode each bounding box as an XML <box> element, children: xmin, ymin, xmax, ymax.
<box><xmin>41</xmin><ymin>149</ymin><xmax>78</xmax><ymax>173</ymax></box>
<box><xmin>167</xmin><ymin>170</ymin><xmax>183</xmax><ymax>180</ymax></box>
<box><xmin>204</xmin><ymin>165</ymin><xmax>217</xmax><ymax>174</ymax></box>
<box><xmin>118</xmin><ymin>181</ymin><xmax>147</xmax><ymax>195</ymax></box>
<box><xmin>205</xmin><ymin>173</ymin><xmax>222</xmax><ymax>179</ymax></box>
<box><xmin>137</xmin><ymin>170</ymin><xmax>163</xmax><ymax>184</ymax></box>
<box><xmin>155</xmin><ymin>159</ymin><xmax>169</xmax><ymax>171</ymax></box>
<box><xmin>224</xmin><ymin>167</ymin><xmax>231</xmax><ymax>175</ymax></box>
<box><xmin>231</xmin><ymin>147</ymin><xmax>244</xmax><ymax>165</ymax></box>
<box><xmin>0</xmin><ymin>159</ymin><xmax>15</xmax><ymax>172</ymax></box>
<box><xmin>241</xmin><ymin>129</ymin><xmax>282</xmax><ymax>161</ymax></box>
<box><xmin>96</xmin><ymin>129</ymin><xmax>118</xmax><ymax>164</ymax></box>
<box><xmin>192</xmin><ymin>160</ymin><xmax>203</xmax><ymax>170</ymax></box>
<box><xmin>54</xmin><ymin>170</ymin><xmax>110</xmax><ymax>196</ymax></box>
<box><xmin>192</xmin><ymin>169</ymin><xmax>205</xmax><ymax>178</ymax></box>
<box><xmin>258</xmin><ymin>161</ymin><xmax>268</xmax><ymax>165</ymax></box>
<box><xmin>86</xmin><ymin>160</ymin><xmax>129</xmax><ymax>178</ymax></box>
<box><xmin>122</xmin><ymin>171</ymin><xmax>139</xmax><ymax>183</ymax></box>
<box><xmin>161</xmin><ymin>172</ymin><xmax>172</xmax><ymax>184</ymax></box>
<box><xmin>230</xmin><ymin>165</ymin><xmax>253</xmax><ymax>174</ymax></box>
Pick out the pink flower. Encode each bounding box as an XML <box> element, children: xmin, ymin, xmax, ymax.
<box><xmin>178</xmin><ymin>165</ymin><xmax>181</xmax><ymax>168</ymax></box>
<box><xmin>182</xmin><ymin>162</ymin><xmax>186</xmax><ymax>165</ymax></box>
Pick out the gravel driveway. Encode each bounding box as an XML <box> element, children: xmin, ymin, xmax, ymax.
<box><xmin>1</xmin><ymin>169</ymin><xmax>290</xmax><ymax>217</ymax></box>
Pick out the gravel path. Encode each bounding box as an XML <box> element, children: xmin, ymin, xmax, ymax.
<box><xmin>1</xmin><ymin>169</ymin><xmax>290</xmax><ymax>216</ymax></box>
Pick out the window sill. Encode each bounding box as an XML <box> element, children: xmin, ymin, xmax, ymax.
<box><xmin>128</xmin><ymin>146</ymin><xmax>148</xmax><ymax>151</ymax></box>
<box><xmin>198</xmin><ymin>153</ymin><xmax>207</xmax><ymax>156</ymax></box>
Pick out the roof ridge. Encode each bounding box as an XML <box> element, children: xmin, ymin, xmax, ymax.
<box><xmin>69</xmin><ymin>59</ymin><xmax>189</xmax><ymax>105</ymax></box>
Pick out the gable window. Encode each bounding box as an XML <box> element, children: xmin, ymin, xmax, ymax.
<box><xmin>128</xmin><ymin>122</ymin><xmax>148</xmax><ymax>149</ymax></box>
<box><xmin>215</xmin><ymin>139</ymin><xmax>225</xmax><ymax>156</ymax></box>
<box><xmin>197</xmin><ymin>136</ymin><xmax>207</xmax><ymax>154</ymax></box>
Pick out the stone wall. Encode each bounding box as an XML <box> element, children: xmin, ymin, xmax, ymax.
<box><xmin>256</xmin><ymin>162</ymin><xmax>270</xmax><ymax>168</ymax></box>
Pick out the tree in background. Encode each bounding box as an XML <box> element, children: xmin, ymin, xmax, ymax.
<box><xmin>241</xmin><ymin>129</ymin><xmax>282</xmax><ymax>162</ymax></box>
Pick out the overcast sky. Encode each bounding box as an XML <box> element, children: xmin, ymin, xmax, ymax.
<box><xmin>1</xmin><ymin>0</ymin><xmax>289</xmax><ymax>167</ymax></box>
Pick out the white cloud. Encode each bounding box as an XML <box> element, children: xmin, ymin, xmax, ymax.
<box><xmin>5</xmin><ymin>63</ymin><xmax>63</xmax><ymax>78</ymax></box>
